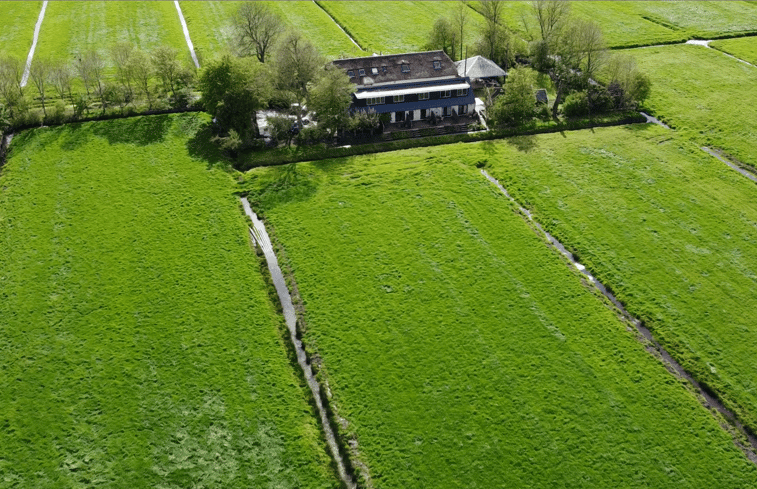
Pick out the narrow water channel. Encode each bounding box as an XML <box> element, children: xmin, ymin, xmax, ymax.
<box><xmin>241</xmin><ymin>198</ymin><xmax>357</xmax><ymax>488</ymax></box>
<box><xmin>174</xmin><ymin>1</ymin><xmax>200</xmax><ymax>69</ymax></box>
<box><xmin>481</xmin><ymin>169</ymin><xmax>757</xmax><ymax>463</ymax></box>
<box><xmin>21</xmin><ymin>0</ymin><xmax>48</xmax><ymax>87</ymax></box>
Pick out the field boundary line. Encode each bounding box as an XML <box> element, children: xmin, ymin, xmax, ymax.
<box><xmin>481</xmin><ymin>169</ymin><xmax>757</xmax><ymax>464</ymax></box>
<box><xmin>312</xmin><ymin>1</ymin><xmax>366</xmax><ymax>52</ymax></box>
<box><xmin>174</xmin><ymin>1</ymin><xmax>200</xmax><ymax>69</ymax></box>
<box><xmin>20</xmin><ymin>0</ymin><xmax>48</xmax><ymax>87</ymax></box>
<box><xmin>241</xmin><ymin>198</ymin><xmax>358</xmax><ymax>489</ymax></box>
<box><xmin>701</xmin><ymin>147</ymin><xmax>757</xmax><ymax>184</ymax></box>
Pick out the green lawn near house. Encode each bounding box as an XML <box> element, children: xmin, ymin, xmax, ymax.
<box><xmin>480</xmin><ymin>124</ymin><xmax>757</xmax><ymax>437</ymax></box>
<box><xmin>0</xmin><ymin>1</ymin><xmax>43</xmax><ymax>60</ymax></box>
<box><xmin>628</xmin><ymin>43</ymin><xmax>757</xmax><ymax>168</ymax></box>
<box><xmin>711</xmin><ymin>36</ymin><xmax>757</xmax><ymax>66</ymax></box>
<box><xmin>0</xmin><ymin>113</ymin><xmax>339</xmax><ymax>488</ymax></box>
<box><xmin>243</xmin><ymin>142</ymin><xmax>757</xmax><ymax>488</ymax></box>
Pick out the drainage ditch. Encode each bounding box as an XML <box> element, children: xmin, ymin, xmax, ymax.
<box><xmin>21</xmin><ymin>0</ymin><xmax>48</xmax><ymax>87</ymax></box>
<box><xmin>312</xmin><ymin>1</ymin><xmax>365</xmax><ymax>52</ymax></box>
<box><xmin>241</xmin><ymin>198</ymin><xmax>357</xmax><ymax>488</ymax></box>
<box><xmin>702</xmin><ymin>147</ymin><xmax>757</xmax><ymax>184</ymax></box>
<box><xmin>481</xmin><ymin>169</ymin><xmax>757</xmax><ymax>464</ymax></box>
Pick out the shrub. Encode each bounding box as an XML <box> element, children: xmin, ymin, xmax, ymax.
<box><xmin>563</xmin><ymin>91</ymin><xmax>589</xmax><ymax>118</ymax></box>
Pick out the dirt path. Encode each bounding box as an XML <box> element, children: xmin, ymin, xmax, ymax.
<box><xmin>312</xmin><ymin>0</ymin><xmax>365</xmax><ymax>52</ymax></box>
<box><xmin>481</xmin><ymin>169</ymin><xmax>757</xmax><ymax>465</ymax></box>
<box><xmin>174</xmin><ymin>1</ymin><xmax>199</xmax><ymax>69</ymax></box>
<box><xmin>20</xmin><ymin>0</ymin><xmax>48</xmax><ymax>88</ymax></box>
<box><xmin>241</xmin><ymin>198</ymin><xmax>357</xmax><ymax>489</ymax></box>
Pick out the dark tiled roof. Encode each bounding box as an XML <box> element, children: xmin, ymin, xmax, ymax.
<box><xmin>332</xmin><ymin>51</ymin><xmax>458</xmax><ymax>86</ymax></box>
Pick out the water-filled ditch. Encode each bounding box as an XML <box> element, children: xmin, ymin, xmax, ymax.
<box><xmin>481</xmin><ymin>169</ymin><xmax>757</xmax><ymax>464</ymax></box>
<box><xmin>241</xmin><ymin>198</ymin><xmax>357</xmax><ymax>488</ymax></box>
<box><xmin>20</xmin><ymin>0</ymin><xmax>48</xmax><ymax>87</ymax></box>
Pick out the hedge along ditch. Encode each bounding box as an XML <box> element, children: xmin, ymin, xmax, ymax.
<box><xmin>236</xmin><ymin>111</ymin><xmax>646</xmax><ymax>170</ymax></box>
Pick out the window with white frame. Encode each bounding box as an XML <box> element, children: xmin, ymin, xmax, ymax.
<box><xmin>418</xmin><ymin>92</ymin><xmax>429</xmax><ymax>101</ymax></box>
<box><xmin>441</xmin><ymin>90</ymin><xmax>451</xmax><ymax>98</ymax></box>
<box><xmin>457</xmin><ymin>88</ymin><xmax>468</xmax><ymax>96</ymax></box>
<box><xmin>393</xmin><ymin>95</ymin><xmax>404</xmax><ymax>103</ymax></box>
<box><xmin>358</xmin><ymin>68</ymin><xmax>366</xmax><ymax>76</ymax></box>
<box><xmin>433</xmin><ymin>60</ymin><xmax>441</xmax><ymax>70</ymax></box>
<box><xmin>371</xmin><ymin>67</ymin><xmax>378</xmax><ymax>75</ymax></box>
<box><xmin>367</xmin><ymin>96</ymin><xmax>385</xmax><ymax>105</ymax></box>
<box><xmin>347</xmin><ymin>70</ymin><xmax>355</xmax><ymax>78</ymax></box>
<box><xmin>401</xmin><ymin>64</ymin><xmax>410</xmax><ymax>73</ymax></box>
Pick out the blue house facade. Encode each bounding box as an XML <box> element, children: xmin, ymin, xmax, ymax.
<box><xmin>332</xmin><ymin>51</ymin><xmax>476</xmax><ymax>124</ymax></box>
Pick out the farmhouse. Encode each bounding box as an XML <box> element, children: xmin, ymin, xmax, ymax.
<box><xmin>332</xmin><ymin>50</ymin><xmax>476</xmax><ymax>124</ymax></box>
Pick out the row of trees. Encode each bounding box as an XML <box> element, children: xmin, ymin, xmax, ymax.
<box><xmin>0</xmin><ymin>44</ymin><xmax>197</xmax><ymax>128</ymax></box>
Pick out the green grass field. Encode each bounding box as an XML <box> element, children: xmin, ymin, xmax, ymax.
<box><xmin>243</xmin><ymin>147</ymin><xmax>757</xmax><ymax>487</ymax></box>
<box><xmin>0</xmin><ymin>113</ymin><xmax>339</xmax><ymax>487</ymax></box>
<box><xmin>34</xmin><ymin>1</ymin><xmax>189</xmax><ymax>67</ymax></box>
<box><xmin>628</xmin><ymin>43</ymin><xmax>757</xmax><ymax>168</ymax></box>
<box><xmin>0</xmin><ymin>1</ymin><xmax>42</xmax><ymax>60</ymax></box>
<box><xmin>179</xmin><ymin>1</ymin><xmax>363</xmax><ymax>63</ymax></box>
<box><xmin>711</xmin><ymin>36</ymin><xmax>757</xmax><ymax>66</ymax></box>
<box><xmin>317</xmin><ymin>1</ymin><xmax>488</xmax><ymax>55</ymax></box>
<box><xmin>479</xmin><ymin>125</ymin><xmax>757</xmax><ymax>435</ymax></box>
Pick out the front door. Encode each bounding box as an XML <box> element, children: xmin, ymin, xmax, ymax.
<box><xmin>420</xmin><ymin>109</ymin><xmax>427</xmax><ymax>119</ymax></box>
<box><xmin>395</xmin><ymin>111</ymin><xmax>405</xmax><ymax>122</ymax></box>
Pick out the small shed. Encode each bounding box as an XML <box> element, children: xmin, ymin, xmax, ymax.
<box><xmin>455</xmin><ymin>55</ymin><xmax>506</xmax><ymax>83</ymax></box>
<box><xmin>535</xmin><ymin>89</ymin><xmax>549</xmax><ymax>105</ymax></box>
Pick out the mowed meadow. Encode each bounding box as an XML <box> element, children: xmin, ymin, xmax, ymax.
<box><xmin>243</xmin><ymin>150</ymin><xmax>757</xmax><ymax>487</ymax></box>
<box><xmin>0</xmin><ymin>114</ymin><xmax>339</xmax><ymax>487</ymax></box>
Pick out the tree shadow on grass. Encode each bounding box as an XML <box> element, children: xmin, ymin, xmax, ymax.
<box><xmin>507</xmin><ymin>135</ymin><xmax>538</xmax><ymax>153</ymax></box>
<box><xmin>90</xmin><ymin>114</ymin><xmax>173</xmax><ymax>146</ymax></box>
<box><xmin>185</xmin><ymin>121</ymin><xmax>229</xmax><ymax>169</ymax></box>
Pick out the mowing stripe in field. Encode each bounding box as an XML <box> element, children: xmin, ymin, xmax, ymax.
<box><xmin>174</xmin><ymin>0</ymin><xmax>200</xmax><ymax>68</ymax></box>
<box><xmin>20</xmin><ymin>0</ymin><xmax>47</xmax><ymax>88</ymax></box>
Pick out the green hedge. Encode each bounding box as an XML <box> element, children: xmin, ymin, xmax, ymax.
<box><xmin>235</xmin><ymin>112</ymin><xmax>646</xmax><ymax>171</ymax></box>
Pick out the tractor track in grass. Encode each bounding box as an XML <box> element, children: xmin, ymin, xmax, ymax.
<box><xmin>241</xmin><ymin>197</ymin><xmax>358</xmax><ymax>489</ymax></box>
<box><xmin>20</xmin><ymin>0</ymin><xmax>48</xmax><ymax>88</ymax></box>
<box><xmin>481</xmin><ymin>169</ymin><xmax>757</xmax><ymax>465</ymax></box>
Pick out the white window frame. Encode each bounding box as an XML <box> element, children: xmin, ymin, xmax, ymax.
<box><xmin>393</xmin><ymin>95</ymin><xmax>404</xmax><ymax>103</ymax></box>
<box><xmin>347</xmin><ymin>70</ymin><xmax>355</xmax><ymax>78</ymax></box>
<box><xmin>367</xmin><ymin>96</ymin><xmax>385</xmax><ymax>105</ymax></box>
<box><xmin>371</xmin><ymin>67</ymin><xmax>379</xmax><ymax>75</ymax></box>
<box><xmin>441</xmin><ymin>90</ymin><xmax>451</xmax><ymax>98</ymax></box>
<box><xmin>457</xmin><ymin>88</ymin><xmax>468</xmax><ymax>97</ymax></box>
<box><xmin>433</xmin><ymin>60</ymin><xmax>441</xmax><ymax>70</ymax></box>
<box><xmin>359</xmin><ymin>68</ymin><xmax>366</xmax><ymax>76</ymax></box>
<box><xmin>418</xmin><ymin>92</ymin><xmax>429</xmax><ymax>101</ymax></box>
<box><xmin>401</xmin><ymin>64</ymin><xmax>410</xmax><ymax>73</ymax></box>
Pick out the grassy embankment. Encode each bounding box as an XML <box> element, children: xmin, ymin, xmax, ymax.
<box><xmin>628</xmin><ymin>44</ymin><xmax>757</xmax><ymax>168</ymax></box>
<box><xmin>243</xmin><ymin>143</ymin><xmax>757</xmax><ymax>487</ymax></box>
<box><xmin>479</xmin><ymin>124</ymin><xmax>757</xmax><ymax>436</ymax></box>
<box><xmin>0</xmin><ymin>1</ymin><xmax>42</xmax><ymax>60</ymax></box>
<box><xmin>711</xmin><ymin>35</ymin><xmax>757</xmax><ymax>66</ymax></box>
<box><xmin>179</xmin><ymin>1</ymin><xmax>364</xmax><ymax>62</ymax></box>
<box><xmin>0</xmin><ymin>113</ymin><xmax>339</xmax><ymax>488</ymax></box>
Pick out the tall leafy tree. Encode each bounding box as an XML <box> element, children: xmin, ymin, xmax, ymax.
<box><xmin>233</xmin><ymin>2</ymin><xmax>284</xmax><ymax>63</ymax></box>
<box><xmin>308</xmin><ymin>64</ymin><xmax>355</xmax><ymax>136</ymax></box>
<box><xmin>198</xmin><ymin>55</ymin><xmax>270</xmax><ymax>140</ymax></box>
<box><xmin>29</xmin><ymin>57</ymin><xmax>51</xmax><ymax>117</ymax></box>
<box><xmin>274</xmin><ymin>31</ymin><xmax>323</xmax><ymax>125</ymax></box>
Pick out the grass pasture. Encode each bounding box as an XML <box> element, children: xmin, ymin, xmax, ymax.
<box><xmin>0</xmin><ymin>114</ymin><xmax>339</xmax><ymax>488</ymax></box>
<box><xmin>179</xmin><ymin>1</ymin><xmax>364</xmax><ymax>63</ymax></box>
<box><xmin>316</xmin><ymin>1</ymin><xmax>488</xmax><ymax>55</ymax></box>
<box><xmin>244</xmin><ymin>149</ymin><xmax>757</xmax><ymax>487</ymax></box>
<box><xmin>711</xmin><ymin>36</ymin><xmax>757</xmax><ymax>66</ymax></box>
<box><xmin>35</xmin><ymin>1</ymin><xmax>190</xmax><ymax>68</ymax></box>
<box><xmin>479</xmin><ymin>125</ymin><xmax>757</xmax><ymax>436</ymax></box>
<box><xmin>628</xmin><ymin>43</ymin><xmax>757</xmax><ymax>168</ymax></box>
<box><xmin>0</xmin><ymin>1</ymin><xmax>43</xmax><ymax>60</ymax></box>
